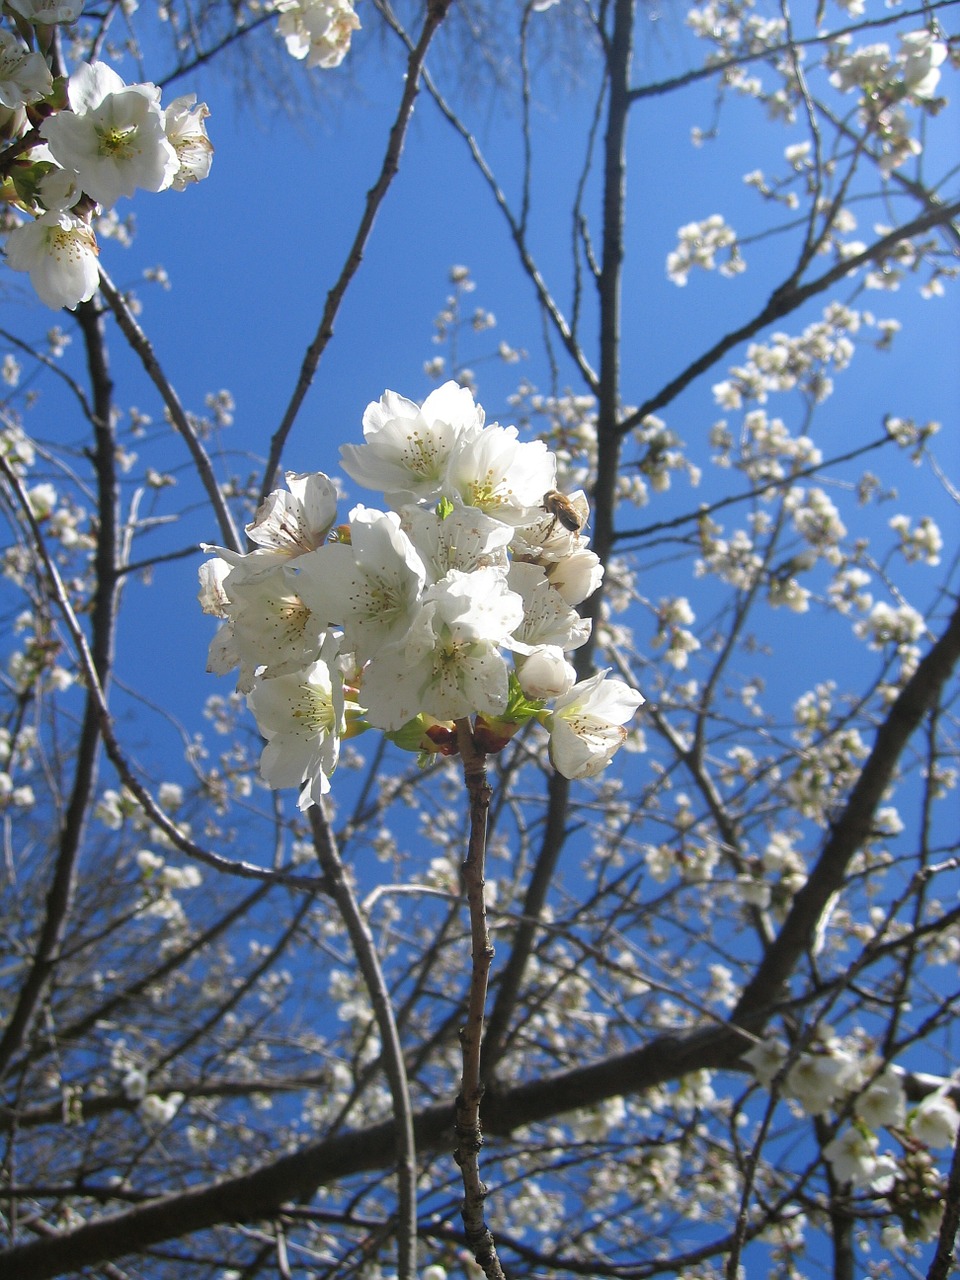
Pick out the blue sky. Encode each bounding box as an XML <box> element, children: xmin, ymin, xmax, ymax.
<box><xmin>0</xmin><ymin>10</ymin><xmax>957</xmax><ymax>1274</ymax></box>
<box><xmin>2</xmin><ymin>2</ymin><xmax>957</xmax><ymax>766</ymax></box>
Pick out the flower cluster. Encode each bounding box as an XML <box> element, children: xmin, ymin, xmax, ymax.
<box><xmin>827</xmin><ymin>28</ymin><xmax>948</xmax><ymax>175</ymax></box>
<box><xmin>651</xmin><ymin>596</ymin><xmax>700</xmax><ymax>670</ymax></box>
<box><xmin>745</xmin><ymin>1030</ymin><xmax>960</xmax><ymax>1231</ymax></box>
<box><xmin>666</xmin><ymin>214</ymin><xmax>744</xmax><ymax>286</ymax></box>
<box><xmin>829</xmin><ymin>29</ymin><xmax>947</xmax><ymax>104</ymax></box>
<box><xmin>889</xmin><ymin>514</ymin><xmax>943</xmax><ymax>566</ymax></box>
<box><xmin>0</xmin><ymin>0</ymin><xmax>212</xmax><ymax>312</ymax></box>
<box><xmin>200</xmin><ymin>383</ymin><xmax>643</xmax><ymax>808</ymax></box>
<box><xmin>712</xmin><ymin>303</ymin><xmax>861</xmax><ymax>411</ymax></box>
<box><xmin>273</xmin><ymin>0</ymin><xmax>360</xmax><ymax>69</ymax></box>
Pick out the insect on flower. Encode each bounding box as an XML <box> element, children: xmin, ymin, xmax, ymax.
<box><xmin>542</xmin><ymin>489</ymin><xmax>585</xmax><ymax>536</ymax></box>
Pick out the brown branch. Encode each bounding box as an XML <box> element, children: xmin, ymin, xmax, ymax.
<box><xmin>0</xmin><ymin>450</ymin><xmax>326</xmax><ymax>891</ymax></box>
<box><xmin>307</xmin><ymin>803</ymin><xmax>418</xmax><ymax>1280</ymax></box>
<box><xmin>480</xmin><ymin>768</ymin><xmax>569</xmax><ymax>1076</ymax></box>
<box><xmin>617</xmin><ymin>199</ymin><xmax>960</xmax><ymax>435</ymax></box>
<box><xmin>927</xmin><ymin>1114</ymin><xmax>960</xmax><ymax>1280</ymax></box>
<box><xmin>0</xmin><ymin>1068</ymin><xmax>338</xmax><ymax>1134</ymax></box>
<box><xmin>97</xmin><ymin>269</ymin><xmax>241</xmax><ymax>553</ymax></box>
<box><xmin>482</xmin><ymin>0</ymin><xmax>636</xmax><ymax>1080</ymax></box>
<box><xmin>0</xmin><ymin>300</ymin><xmax>119</xmax><ymax>1080</ymax></box>
<box><xmin>581</xmin><ymin>0</ymin><xmax>635</xmax><ymax>603</ymax></box>
<box><xmin>733</xmin><ymin>595</ymin><xmax>960</xmax><ymax>1025</ymax></box>
<box><xmin>454</xmin><ymin>719</ymin><xmax>507</xmax><ymax>1280</ymax></box>
<box><xmin>263</xmin><ymin>0</ymin><xmax>454</xmax><ymax>499</ymax></box>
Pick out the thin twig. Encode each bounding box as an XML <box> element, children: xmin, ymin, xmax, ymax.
<box><xmin>613</xmin><ymin>434</ymin><xmax>890</xmax><ymax>545</ymax></box>
<box><xmin>308</xmin><ymin>805</ymin><xmax>418</xmax><ymax>1280</ymax></box>
<box><xmin>626</xmin><ymin>0</ymin><xmax>960</xmax><ymax>104</ymax></box>
<box><xmin>380</xmin><ymin>4</ymin><xmax>599</xmax><ymax>395</ymax></box>
<box><xmin>453</xmin><ymin>718</ymin><xmax>508</xmax><ymax>1280</ymax></box>
<box><xmin>0</xmin><ymin>450</ymin><xmax>326</xmax><ymax>892</ymax></box>
<box><xmin>617</xmin><ymin>198</ymin><xmax>960</xmax><ymax>435</ymax></box>
<box><xmin>264</xmin><ymin>0</ymin><xmax>454</xmax><ymax>499</ymax></box>
<box><xmin>97</xmin><ymin>268</ymin><xmax>241</xmax><ymax>552</ymax></box>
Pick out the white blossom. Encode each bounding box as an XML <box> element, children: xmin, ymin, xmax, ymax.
<box><xmin>359</xmin><ymin>567</ymin><xmax>523</xmax><ymax>731</ymax></box>
<box><xmin>401</xmin><ymin>503</ymin><xmax>512</xmax><ymax>583</ymax></box>
<box><xmin>139</xmin><ymin>1092</ymin><xmax>184</xmax><ymax>1126</ymax></box>
<box><xmin>5</xmin><ymin>211</ymin><xmax>99</xmax><ymax>310</ymax></box>
<box><xmin>824</xmin><ymin>1127</ymin><xmax>884</xmax><ymax>1189</ymax></box>
<box><xmin>246</xmin><ymin>471</ymin><xmax>338</xmax><ymax>559</ymax></box>
<box><xmin>742</xmin><ymin>1037</ymin><xmax>787</xmax><ymax>1089</ymax></box>
<box><xmin>667</xmin><ymin>214</ymin><xmax>743</xmax><ymax>286</ymax></box>
<box><xmin>549</xmin><ymin>672</ymin><xmax>644</xmax><ymax>780</ymax></box>
<box><xmin>889</xmin><ymin>514</ymin><xmax>942</xmax><ymax>566</ymax></box>
<box><xmin>544</xmin><ymin>547</ymin><xmax>603</xmax><ymax>607</ymax></box>
<box><xmin>445</xmin><ymin>423</ymin><xmax>556</xmax><ymax>526</ymax></box>
<box><xmin>830</xmin><ymin>42</ymin><xmax>891</xmax><ymax>95</ymax></box>
<box><xmin>34</xmin><ymin>160</ymin><xmax>83</xmax><ymax>215</ymax></box>
<box><xmin>515</xmin><ymin>646</ymin><xmax>576</xmax><ymax>700</ymax></box>
<box><xmin>786</xmin><ymin>1048</ymin><xmax>857</xmax><ymax>1116</ymax></box>
<box><xmin>340</xmin><ymin>381</ymin><xmax>484</xmax><ymax>505</ymax></box>
<box><xmin>121</xmin><ymin>1068</ymin><xmax>148</xmax><ymax>1101</ymax></box>
<box><xmin>197</xmin><ymin>557</ymin><xmax>232</xmax><ymax>618</ymax></box>
<box><xmin>507</xmin><ymin>561</ymin><xmax>591</xmax><ymax>654</ymax></box>
<box><xmin>0</xmin><ymin>30</ymin><xmax>53</xmax><ymax>107</ymax></box>
<box><xmin>43</xmin><ymin>62</ymin><xmax>178</xmax><ymax>207</ymax></box>
<box><xmin>855</xmin><ymin>1069</ymin><xmax>907</xmax><ymax>1130</ymax></box>
<box><xmin>855</xmin><ymin>600</ymin><xmax>925</xmax><ymax>650</ymax></box>
<box><xmin>220</xmin><ymin>559</ymin><xmax>324</xmax><ymax>685</ymax></box>
<box><xmin>298</xmin><ymin>506</ymin><xmax>426</xmax><ymax>662</ymax></box>
<box><xmin>136</xmin><ymin>849</ymin><xmax>164</xmax><ymax>876</ymax></box>
<box><xmin>163</xmin><ymin>94</ymin><xmax>213</xmax><ymax>189</ymax></box>
<box><xmin>910</xmin><ymin>1092</ymin><xmax>960</xmax><ymax>1148</ymax></box>
<box><xmin>159</xmin><ymin>864</ymin><xmax>201</xmax><ymax>890</ymax></box>
<box><xmin>246</xmin><ymin>646</ymin><xmax>345</xmax><ymax>809</ymax></box>
<box><xmin>6</xmin><ymin>0</ymin><xmax>82</xmax><ymax>22</ymax></box>
<box><xmin>898</xmin><ymin>30</ymin><xmax>947</xmax><ymax>100</ymax></box>
<box><xmin>274</xmin><ymin>0</ymin><xmax>360</xmax><ymax>69</ymax></box>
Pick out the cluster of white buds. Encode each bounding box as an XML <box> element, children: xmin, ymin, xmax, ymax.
<box><xmin>200</xmin><ymin>382</ymin><xmax>643</xmax><ymax>809</ymax></box>
<box><xmin>0</xmin><ymin>0</ymin><xmax>212</xmax><ymax>310</ymax></box>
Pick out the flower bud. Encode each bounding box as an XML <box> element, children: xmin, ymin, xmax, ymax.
<box><xmin>517</xmin><ymin>646</ymin><xmax>576</xmax><ymax>699</ymax></box>
<box><xmin>546</xmin><ymin>548</ymin><xmax>603</xmax><ymax>605</ymax></box>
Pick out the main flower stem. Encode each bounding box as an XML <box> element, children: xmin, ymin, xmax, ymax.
<box><xmin>454</xmin><ymin>718</ymin><xmax>508</xmax><ymax>1280</ymax></box>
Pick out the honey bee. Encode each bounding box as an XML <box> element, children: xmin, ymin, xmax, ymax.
<box><xmin>542</xmin><ymin>489</ymin><xmax>585</xmax><ymax>536</ymax></box>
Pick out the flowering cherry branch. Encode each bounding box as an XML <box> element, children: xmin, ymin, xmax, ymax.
<box><xmin>2</xmin><ymin>0</ymin><xmax>956</xmax><ymax>1272</ymax></box>
<box><xmin>618</xmin><ymin>196</ymin><xmax>960</xmax><ymax>435</ymax></box>
<box><xmin>199</xmin><ymin>381</ymin><xmax>644</xmax><ymax>1269</ymax></box>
